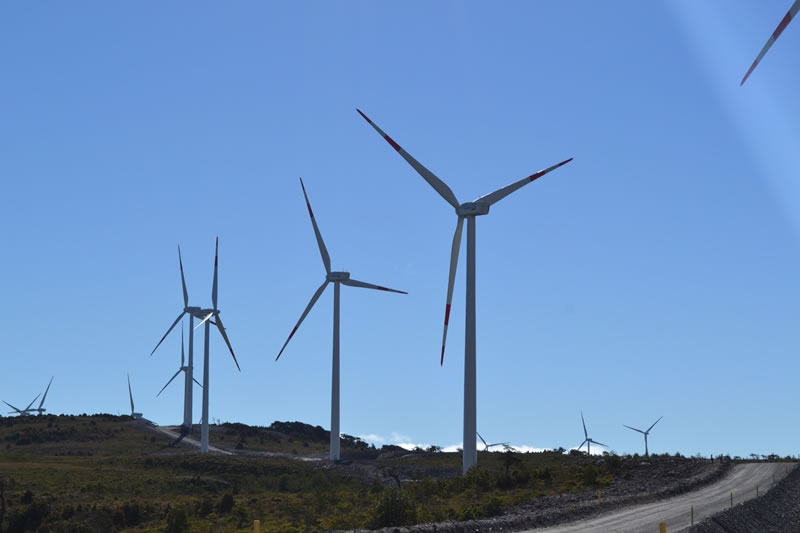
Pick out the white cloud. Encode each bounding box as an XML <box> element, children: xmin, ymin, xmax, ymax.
<box><xmin>390</xmin><ymin>432</ymin><xmax>411</xmax><ymax>444</ymax></box>
<box><xmin>359</xmin><ymin>433</ymin><xmax>385</xmax><ymax>444</ymax></box>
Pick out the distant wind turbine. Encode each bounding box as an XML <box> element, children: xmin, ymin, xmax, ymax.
<box><xmin>276</xmin><ymin>178</ymin><xmax>407</xmax><ymax>461</ymax></box>
<box><xmin>128</xmin><ymin>374</ymin><xmax>142</xmax><ymax>419</ymax></box>
<box><xmin>577</xmin><ymin>411</ymin><xmax>607</xmax><ymax>455</ymax></box>
<box><xmin>31</xmin><ymin>376</ymin><xmax>54</xmax><ymax>415</ymax></box>
<box><xmin>157</xmin><ymin>327</ymin><xmax>203</xmax><ymax>400</ymax></box>
<box><xmin>3</xmin><ymin>394</ymin><xmax>40</xmax><ymax>416</ymax></box>
<box><xmin>741</xmin><ymin>1</ymin><xmax>800</xmax><ymax>85</ymax></box>
<box><xmin>358</xmin><ymin>109</ymin><xmax>572</xmax><ymax>473</ymax></box>
<box><xmin>151</xmin><ymin>246</ymin><xmax>205</xmax><ymax>430</ymax></box>
<box><xmin>623</xmin><ymin>416</ymin><xmax>662</xmax><ymax>457</ymax></box>
<box><xmin>476</xmin><ymin>431</ymin><xmax>509</xmax><ymax>452</ymax></box>
<box><xmin>194</xmin><ymin>238</ymin><xmax>240</xmax><ymax>454</ymax></box>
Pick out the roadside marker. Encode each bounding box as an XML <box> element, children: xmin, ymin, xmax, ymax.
<box><xmin>659</xmin><ymin>522</ymin><xmax>667</xmax><ymax>533</ymax></box>
<box><xmin>254</xmin><ymin>520</ymin><xmax>260</xmax><ymax>533</ymax></box>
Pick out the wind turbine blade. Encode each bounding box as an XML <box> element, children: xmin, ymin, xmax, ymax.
<box><xmin>178</xmin><ymin>245</ymin><xmax>189</xmax><ymax>308</ymax></box>
<box><xmin>475</xmin><ymin>157</ymin><xmax>573</xmax><ymax>207</ymax></box>
<box><xmin>181</xmin><ymin>327</ymin><xmax>185</xmax><ymax>367</ymax></box>
<box><xmin>212</xmin><ymin>237</ymin><xmax>219</xmax><ymax>310</ymax></box>
<box><xmin>151</xmin><ymin>311</ymin><xmax>186</xmax><ymax>356</ymax></box>
<box><xmin>193</xmin><ymin>377</ymin><xmax>202</xmax><ymax>387</ymax></box>
<box><xmin>623</xmin><ymin>424</ymin><xmax>645</xmax><ymax>435</ymax></box>
<box><xmin>24</xmin><ymin>394</ymin><xmax>41</xmax><ymax>412</ymax></box>
<box><xmin>357</xmin><ymin>109</ymin><xmax>460</xmax><ymax>209</ymax></box>
<box><xmin>581</xmin><ymin>411</ymin><xmax>588</xmax><ymax>439</ymax></box>
<box><xmin>3</xmin><ymin>401</ymin><xmax>21</xmax><ymax>413</ymax></box>
<box><xmin>577</xmin><ymin>439</ymin><xmax>588</xmax><ymax>450</ymax></box>
<box><xmin>299</xmin><ymin>177</ymin><xmax>331</xmax><ymax>274</ymax></box>
<box><xmin>741</xmin><ymin>0</ymin><xmax>800</xmax><ymax>85</ymax></box>
<box><xmin>276</xmin><ymin>281</ymin><xmax>330</xmax><ymax>361</ymax></box>
<box><xmin>476</xmin><ymin>431</ymin><xmax>487</xmax><ymax>449</ymax></box>
<box><xmin>128</xmin><ymin>374</ymin><xmax>135</xmax><ymax>414</ymax></box>
<box><xmin>157</xmin><ymin>369</ymin><xmax>183</xmax><ymax>397</ymax></box>
<box><xmin>214</xmin><ymin>315</ymin><xmax>240</xmax><ymax>371</ymax></box>
<box><xmin>39</xmin><ymin>376</ymin><xmax>54</xmax><ymax>409</ymax></box>
<box><xmin>341</xmin><ymin>278</ymin><xmax>407</xmax><ymax>294</ymax></box>
<box><xmin>592</xmin><ymin>440</ymin><xmax>608</xmax><ymax>448</ymax></box>
<box><xmin>441</xmin><ymin>216</ymin><xmax>464</xmax><ymax>365</ymax></box>
<box><xmin>647</xmin><ymin>416</ymin><xmax>663</xmax><ymax>433</ymax></box>
<box><xmin>195</xmin><ymin>312</ymin><xmax>213</xmax><ymax>330</ymax></box>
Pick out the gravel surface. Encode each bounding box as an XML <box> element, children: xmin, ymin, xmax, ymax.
<box><xmin>338</xmin><ymin>457</ymin><xmax>732</xmax><ymax>533</ymax></box>
<box><xmin>683</xmin><ymin>463</ymin><xmax>800</xmax><ymax>533</ymax></box>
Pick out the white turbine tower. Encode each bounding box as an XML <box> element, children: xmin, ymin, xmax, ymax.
<box><xmin>151</xmin><ymin>246</ymin><xmax>205</xmax><ymax>430</ymax></box>
<box><xmin>157</xmin><ymin>328</ymin><xmax>203</xmax><ymax>399</ymax></box>
<box><xmin>577</xmin><ymin>411</ymin><xmax>606</xmax><ymax>456</ymax></box>
<box><xmin>741</xmin><ymin>0</ymin><xmax>800</xmax><ymax>85</ymax></box>
<box><xmin>276</xmin><ymin>178</ymin><xmax>407</xmax><ymax>461</ymax></box>
<box><xmin>194</xmin><ymin>237</ymin><xmax>240</xmax><ymax>454</ymax></box>
<box><xmin>32</xmin><ymin>376</ymin><xmax>54</xmax><ymax>415</ymax></box>
<box><xmin>623</xmin><ymin>416</ymin><xmax>662</xmax><ymax>457</ymax></box>
<box><xmin>359</xmin><ymin>109</ymin><xmax>572</xmax><ymax>473</ymax></box>
<box><xmin>128</xmin><ymin>374</ymin><xmax>142</xmax><ymax>419</ymax></box>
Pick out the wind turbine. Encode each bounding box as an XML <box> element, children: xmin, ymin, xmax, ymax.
<box><xmin>476</xmin><ymin>431</ymin><xmax>509</xmax><ymax>452</ymax></box>
<box><xmin>576</xmin><ymin>411</ymin><xmax>606</xmax><ymax>456</ymax></box>
<box><xmin>276</xmin><ymin>178</ymin><xmax>407</xmax><ymax>461</ymax></box>
<box><xmin>623</xmin><ymin>416</ymin><xmax>662</xmax><ymax>457</ymax></box>
<box><xmin>157</xmin><ymin>327</ymin><xmax>203</xmax><ymax>402</ymax></box>
<box><xmin>741</xmin><ymin>1</ymin><xmax>800</xmax><ymax>85</ymax></box>
<box><xmin>194</xmin><ymin>238</ymin><xmax>240</xmax><ymax>454</ymax></box>
<box><xmin>31</xmin><ymin>376</ymin><xmax>54</xmax><ymax>415</ymax></box>
<box><xmin>3</xmin><ymin>394</ymin><xmax>40</xmax><ymax>416</ymax></box>
<box><xmin>151</xmin><ymin>246</ymin><xmax>205</xmax><ymax>430</ymax></box>
<box><xmin>358</xmin><ymin>109</ymin><xmax>572</xmax><ymax>473</ymax></box>
<box><xmin>128</xmin><ymin>374</ymin><xmax>142</xmax><ymax>419</ymax></box>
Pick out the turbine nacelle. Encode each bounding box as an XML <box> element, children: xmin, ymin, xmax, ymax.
<box><xmin>326</xmin><ymin>271</ymin><xmax>351</xmax><ymax>282</ymax></box>
<box><xmin>456</xmin><ymin>202</ymin><xmax>490</xmax><ymax>217</ymax></box>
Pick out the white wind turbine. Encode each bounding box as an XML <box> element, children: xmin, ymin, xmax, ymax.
<box><xmin>151</xmin><ymin>246</ymin><xmax>205</xmax><ymax>430</ymax></box>
<box><xmin>194</xmin><ymin>237</ymin><xmax>240</xmax><ymax>454</ymax></box>
<box><xmin>577</xmin><ymin>411</ymin><xmax>606</xmax><ymax>456</ymax></box>
<box><xmin>157</xmin><ymin>327</ymin><xmax>203</xmax><ymax>401</ymax></box>
<box><xmin>623</xmin><ymin>416</ymin><xmax>662</xmax><ymax>457</ymax></box>
<box><xmin>476</xmin><ymin>431</ymin><xmax>509</xmax><ymax>452</ymax></box>
<box><xmin>359</xmin><ymin>109</ymin><xmax>572</xmax><ymax>473</ymax></box>
<box><xmin>31</xmin><ymin>376</ymin><xmax>54</xmax><ymax>415</ymax></box>
<box><xmin>276</xmin><ymin>177</ymin><xmax>407</xmax><ymax>461</ymax></box>
<box><xmin>128</xmin><ymin>374</ymin><xmax>142</xmax><ymax>419</ymax></box>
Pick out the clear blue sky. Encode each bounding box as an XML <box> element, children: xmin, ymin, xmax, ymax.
<box><xmin>3</xmin><ymin>1</ymin><xmax>800</xmax><ymax>458</ymax></box>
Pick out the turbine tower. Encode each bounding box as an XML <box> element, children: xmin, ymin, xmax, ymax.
<box><xmin>577</xmin><ymin>411</ymin><xmax>606</xmax><ymax>455</ymax></box>
<box><xmin>157</xmin><ymin>327</ymin><xmax>203</xmax><ymax>400</ymax></box>
<box><xmin>128</xmin><ymin>374</ymin><xmax>142</xmax><ymax>419</ymax></box>
<box><xmin>194</xmin><ymin>238</ymin><xmax>240</xmax><ymax>454</ymax></box>
<box><xmin>623</xmin><ymin>416</ymin><xmax>662</xmax><ymax>457</ymax></box>
<box><xmin>359</xmin><ymin>109</ymin><xmax>572</xmax><ymax>473</ymax></box>
<box><xmin>276</xmin><ymin>178</ymin><xmax>407</xmax><ymax>461</ymax></box>
<box><xmin>741</xmin><ymin>1</ymin><xmax>800</xmax><ymax>85</ymax></box>
<box><xmin>151</xmin><ymin>246</ymin><xmax>205</xmax><ymax>430</ymax></box>
<box><xmin>32</xmin><ymin>376</ymin><xmax>54</xmax><ymax>415</ymax></box>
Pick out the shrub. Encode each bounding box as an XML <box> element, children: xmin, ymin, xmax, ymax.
<box><xmin>164</xmin><ymin>506</ymin><xmax>189</xmax><ymax>533</ymax></box>
<box><xmin>219</xmin><ymin>492</ymin><xmax>234</xmax><ymax>514</ymax></box>
<box><xmin>367</xmin><ymin>488</ymin><xmax>417</xmax><ymax>528</ymax></box>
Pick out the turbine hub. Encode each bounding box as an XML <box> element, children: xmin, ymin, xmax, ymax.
<box><xmin>456</xmin><ymin>202</ymin><xmax>490</xmax><ymax>216</ymax></box>
<box><xmin>327</xmin><ymin>271</ymin><xmax>350</xmax><ymax>282</ymax></box>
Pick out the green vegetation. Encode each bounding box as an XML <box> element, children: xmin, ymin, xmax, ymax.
<box><xmin>0</xmin><ymin>414</ymin><xmax>632</xmax><ymax>532</ymax></box>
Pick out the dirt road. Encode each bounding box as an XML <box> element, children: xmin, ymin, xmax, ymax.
<box><xmin>526</xmin><ymin>462</ymin><xmax>795</xmax><ymax>533</ymax></box>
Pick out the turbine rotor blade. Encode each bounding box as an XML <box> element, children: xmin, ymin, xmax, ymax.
<box><xmin>214</xmin><ymin>314</ymin><xmax>240</xmax><ymax>371</ymax></box>
<box><xmin>581</xmin><ymin>411</ymin><xmax>588</xmax><ymax>439</ymax></box>
<box><xmin>623</xmin><ymin>424</ymin><xmax>645</xmax><ymax>435</ymax></box>
<box><xmin>647</xmin><ymin>416</ymin><xmax>663</xmax><ymax>433</ymax></box>
<box><xmin>577</xmin><ymin>439</ymin><xmax>588</xmax><ymax>450</ymax></box>
<box><xmin>276</xmin><ymin>281</ymin><xmax>329</xmax><ymax>361</ymax></box>
<box><xmin>357</xmin><ymin>109</ymin><xmax>460</xmax><ymax>209</ymax></box>
<box><xmin>476</xmin><ymin>157</ymin><xmax>573</xmax><ymax>207</ymax></box>
<box><xmin>178</xmin><ymin>245</ymin><xmax>189</xmax><ymax>308</ymax></box>
<box><xmin>195</xmin><ymin>312</ymin><xmax>213</xmax><ymax>329</ymax></box>
<box><xmin>341</xmin><ymin>278</ymin><xmax>407</xmax><ymax>294</ymax></box>
<box><xmin>128</xmin><ymin>374</ymin><xmax>135</xmax><ymax>414</ymax></box>
<box><xmin>157</xmin><ymin>369</ymin><xmax>182</xmax><ymax>397</ymax></box>
<box><xmin>212</xmin><ymin>237</ymin><xmax>219</xmax><ymax>310</ymax></box>
<box><xmin>741</xmin><ymin>0</ymin><xmax>800</xmax><ymax>85</ymax></box>
<box><xmin>299</xmin><ymin>177</ymin><xmax>331</xmax><ymax>274</ymax></box>
<box><xmin>151</xmin><ymin>311</ymin><xmax>186</xmax><ymax>356</ymax></box>
<box><xmin>24</xmin><ymin>394</ymin><xmax>41</xmax><ymax>412</ymax></box>
<box><xmin>441</xmin><ymin>216</ymin><xmax>464</xmax><ymax>365</ymax></box>
<box><xmin>476</xmin><ymin>431</ymin><xmax>487</xmax><ymax>449</ymax></box>
<box><xmin>193</xmin><ymin>377</ymin><xmax>202</xmax><ymax>387</ymax></box>
<box><xmin>3</xmin><ymin>401</ymin><xmax>21</xmax><ymax>413</ymax></box>
<box><xmin>39</xmin><ymin>376</ymin><xmax>54</xmax><ymax>409</ymax></box>
<box><xmin>592</xmin><ymin>440</ymin><xmax>608</xmax><ymax>448</ymax></box>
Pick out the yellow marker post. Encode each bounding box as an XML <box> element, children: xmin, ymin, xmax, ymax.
<box><xmin>254</xmin><ymin>520</ymin><xmax>260</xmax><ymax>533</ymax></box>
<box><xmin>659</xmin><ymin>522</ymin><xmax>667</xmax><ymax>533</ymax></box>
<box><xmin>597</xmin><ymin>490</ymin><xmax>601</xmax><ymax>500</ymax></box>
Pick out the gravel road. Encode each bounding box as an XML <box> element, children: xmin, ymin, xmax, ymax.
<box><xmin>525</xmin><ymin>462</ymin><xmax>794</xmax><ymax>532</ymax></box>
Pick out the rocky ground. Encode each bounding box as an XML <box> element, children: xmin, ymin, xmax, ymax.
<box><xmin>684</xmin><ymin>464</ymin><xmax>800</xmax><ymax>533</ymax></box>
<box><xmin>340</xmin><ymin>456</ymin><xmax>734</xmax><ymax>533</ymax></box>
